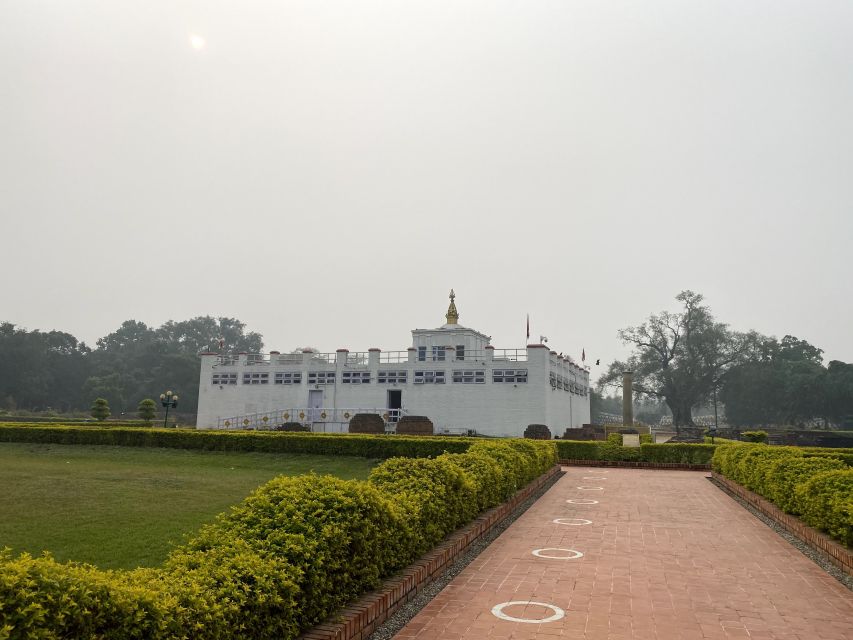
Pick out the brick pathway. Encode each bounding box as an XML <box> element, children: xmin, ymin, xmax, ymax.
<box><xmin>394</xmin><ymin>468</ymin><xmax>853</xmax><ymax>640</ymax></box>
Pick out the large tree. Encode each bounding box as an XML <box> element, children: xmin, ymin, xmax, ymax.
<box><xmin>720</xmin><ymin>336</ymin><xmax>826</xmax><ymax>427</ymax></box>
<box><xmin>599</xmin><ymin>291</ymin><xmax>756</xmax><ymax>427</ymax></box>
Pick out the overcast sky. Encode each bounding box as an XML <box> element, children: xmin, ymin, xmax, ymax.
<box><xmin>1</xmin><ymin>0</ymin><xmax>851</xmax><ymax>376</ymax></box>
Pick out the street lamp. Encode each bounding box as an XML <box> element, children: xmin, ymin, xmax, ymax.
<box><xmin>159</xmin><ymin>390</ymin><xmax>179</xmax><ymax>428</ymax></box>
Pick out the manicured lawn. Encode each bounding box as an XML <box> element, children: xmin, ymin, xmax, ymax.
<box><xmin>0</xmin><ymin>442</ymin><xmax>376</xmax><ymax>569</ymax></box>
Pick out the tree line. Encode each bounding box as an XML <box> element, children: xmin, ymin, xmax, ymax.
<box><xmin>0</xmin><ymin>317</ymin><xmax>262</xmax><ymax>418</ymax></box>
<box><xmin>599</xmin><ymin>291</ymin><xmax>853</xmax><ymax>428</ymax></box>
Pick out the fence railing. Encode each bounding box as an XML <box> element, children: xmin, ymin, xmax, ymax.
<box><xmin>492</xmin><ymin>349</ymin><xmax>528</xmax><ymax>362</ymax></box>
<box><xmin>217</xmin><ymin>407</ymin><xmax>408</xmax><ymax>430</ymax></box>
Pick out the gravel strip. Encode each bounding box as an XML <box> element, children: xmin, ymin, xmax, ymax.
<box><xmin>367</xmin><ymin>470</ymin><xmax>565</xmax><ymax>640</ymax></box>
<box><xmin>709</xmin><ymin>477</ymin><xmax>852</xmax><ymax>591</ymax></box>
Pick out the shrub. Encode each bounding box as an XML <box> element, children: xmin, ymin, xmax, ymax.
<box><xmin>764</xmin><ymin>457</ymin><xmax>846</xmax><ymax>514</ymax></box>
<box><xmin>640</xmin><ymin>443</ymin><xmax>716</xmax><ymax>464</ymax></box>
<box><xmin>0</xmin><ymin>433</ymin><xmax>559</xmax><ymax>639</ymax></box>
<box><xmin>90</xmin><ymin>398</ymin><xmax>111</xmax><ymax>422</ymax></box>
<box><xmin>639</xmin><ymin>433</ymin><xmax>653</xmax><ymax>445</ymax></box>
<box><xmin>348</xmin><ymin>414</ymin><xmax>385</xmax><ymax>434</ymax></box>
<box><xmin>794</xmin><ymin>469</ymin><xmax>853</xmax><ymax>546</ymax></box>
<box><xmin>732</xmin><ymin>446</ymin><xmax>803</xmax><ymax>494</ymax></box>
<box><xmin>523</xmin><ymin>424</ymin><xmax>551</xmax><ymax>440</ymax></box>
<box><xmin>172</xmin><ymin>475</ymin><xmax>399</xmax><ymax>632</ymax></box>
<box><xmin>741</xmin><ymin>430</ymin><xmax>769</xmax><ymax>443</ymax></box>
<box><xmin>606</xmin><ymin>433</ymin><xmax>623</xmax><ymax>446</ymax></box>
<box><xmin>368</xmin><ymin>456</ymin><xmax>476</xmax><ymax>556</ymax></box>
<box><xmin>275</xmin><ymin>422</ymin><xmax>310</xmax><ymax>432</ymax></box>
<box><xmin>0</xmin><ymin>425</ymin><xmax>472</xmax><ymax>459</ymax></box>
<box><xmin>396</xmin><ymin>416</ymin><xmax>434</xmax><ymax>436</ymax></box>
<box><xmin>137</xmin><ymin>399</ymin><xmax>157</xmax><ymax>425</ymax></box>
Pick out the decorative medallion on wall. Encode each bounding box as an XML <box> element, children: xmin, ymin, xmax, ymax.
<box><xmin>243</xmin><ymin>419</ymin><xmax>250</xmax><ymax>426</ymax></box>
<box><xmin>283</xmin><ymin>412</ymin><xmax>290</xmax><ymax>420</ymax></box>
<box><xmin>344</xmin><ymin>412</ymin><xmax>351</xmax><ymax>419</ymax></box>
<box><xmin>224</xmin><ymin>420</ymin><xmax>231</xmax><ymax>427</ymax></box>
<box><xmin>299</xmin><ymin>411</ymin><xmax>305</xmax><ymax>420</ymax></box>
<box><xmin>320</xmin><ymin>411</ymin><xmax>327</xmax><ymax>419</ymax></box>
<box><xmin>262</xmin><ymin>416</ymin><xmax>269</xmax><ymax>423</ymax></box>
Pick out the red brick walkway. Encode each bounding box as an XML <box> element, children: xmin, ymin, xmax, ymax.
<box><xmin>395</xmin><ymin>468</ymin><xmax>853</xmax><ymax>640</ymax></box>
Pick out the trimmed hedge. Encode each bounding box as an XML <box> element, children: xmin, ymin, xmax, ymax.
<box><xmin>556</xmin><ymin>440</ymin><xmax>716</xmax><ymax>465</ymax></box>
<box><xmin>0</xmin><ymin>436</ymin><xmax>557</xmax><ymax>639</ymax></box>
<box><xmin>712</xmin><ymin>443</ymin><xmax>853</xmax><ymax>547</ymax></box>
<box><xmin>0</xmin><ymin>424</ymin><xmax>471</xmax><ymax>459</ymax></box>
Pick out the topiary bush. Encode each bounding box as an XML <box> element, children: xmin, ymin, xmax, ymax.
<box><xmin>741</xmin><ymin>430</ymin><xmax>769</xmax><ymax>443</ymax></box>
<box><xmin>523</xmin><ymin>424</ymin><xmax>551</xmax><ymax>440</ymax></box>
<box><xmin>348</xmin><ymin>413</ymin><xmax>385</xmax><ymax>434</ymax></box>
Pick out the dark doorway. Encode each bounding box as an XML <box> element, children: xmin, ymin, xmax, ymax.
<box><xmin>387</xmin><ymin>390</ymin><xmax>402</xmax><ymax>422</ymax></box>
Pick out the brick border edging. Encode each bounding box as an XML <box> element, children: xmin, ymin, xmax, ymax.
<box><xmin>559</xmin><ymin>459</ymin><xmax>711</xmax><ymax>471</ymax></box>
<box><xmin>297</xmin><ymin>465</ymin><xmax>562</xmax><ymax>640</ymax></box>
<box><xmin>712</xmin><ymin>472</ymin><xmax>852</xmax><ymax>577</ymax></box>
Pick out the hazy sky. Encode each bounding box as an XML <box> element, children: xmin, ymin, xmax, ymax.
<box><xmin>1</xmin><ymin>0</ymin><xmax>851</xmax><ymax>376</ymax></box>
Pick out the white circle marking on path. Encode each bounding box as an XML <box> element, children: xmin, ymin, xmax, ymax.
<box><xmin>491</xmin><ymin>601</ymin><xmax>566</xmax><ymax>623</ymax></box>
<box><xmin>566</xmin><ymin>498</ymin><xmax>599</xmax><ymax>504</ymax></box>
<box><xmin>577</xmin><ymin>486</ymin><xmax>604</xmax><ymax>490</ymax></box>
<box><xmin>532</xmin><ymin>548</ymin><xmax>584</xmax><ymax>559</ymax></box>
<box><xmin>552</xmin><ymin>518</ymin><xmax>592</xmax><ymax>526</ymax></box>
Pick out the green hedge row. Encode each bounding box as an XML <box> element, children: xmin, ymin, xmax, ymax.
<box><xmin>0</xmin><ymin>424</ymin><xmax>471</xmax><ymax>459</ymax></box>
<box><xmin>555</xmin><ymin>440</ymin><xmax>717</xmax><ymax>464</ymax></box>
<box><xmin>0</xmin><ymin>438</ymin><xmax>557</xmax><ymax>639</ymax></box>
<box><xmin>712</xmin><ymin>443</ymin><xmax>852</xmax><ymax>546</ymax></box>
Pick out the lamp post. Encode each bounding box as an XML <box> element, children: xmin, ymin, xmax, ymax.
<box><xmin>160</xmin><ymin>390</ymin><xmax>179</xmax><ymax>428</ymax></box>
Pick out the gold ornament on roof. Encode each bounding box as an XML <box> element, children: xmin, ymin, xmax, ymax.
<box><xmin>445</xmin><ymin>289</ymin><xmax>459</xmax><ymax>325</ymax></box>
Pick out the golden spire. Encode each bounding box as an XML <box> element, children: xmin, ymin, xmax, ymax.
<box><xmin>445</xmin><ymin>289</ymin><xmax>459</xmax><ymax>325</ymax></box>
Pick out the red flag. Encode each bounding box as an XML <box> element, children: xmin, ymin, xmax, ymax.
<box><xmin>582</xmin><ymin>348</ymin><xmax>586</xmax><ymax>362</ymax></box>
<box><xmin>526</xmin><ymin>315</ymin><xmax>530</xmax><ymax>340</ymax></box>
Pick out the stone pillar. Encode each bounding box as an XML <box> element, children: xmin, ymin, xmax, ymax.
<box><xmin>622</xmin><ymin>371</ymin><xmax>633</xmax><ymax>427</ymax></box>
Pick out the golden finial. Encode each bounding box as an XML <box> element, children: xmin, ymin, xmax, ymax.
<box><xmin>445</xmin><ymin>289</ymin><xmax>459</xmax><ymax>325</ymax></box>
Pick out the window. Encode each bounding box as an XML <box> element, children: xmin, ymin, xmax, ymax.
<box><xmin>493</xmin><ymin>369</ymin><xmax>528</xmax><ymax>383</ymax></box>
<box><xmin>342</xmin><ymin>371</ymin><xmax>371</xmax><ymax>384</ymax></box>
<box><xmin>378</xmin><ymin>370</ymin><xmax>407</xmax><ymax>384</ymax></box>
<box><xmin>308</xmin><ymin>371</ymin><xmax>336</xmax><ymax>384</ymax></box>
<box><xmin>432</xmin><ymin>346</ymin><xmax>446</xmax><ymax>361</ymax></box>
<box><xmin>453</xmin><ymin>370</ymin><xmax>485</xmax><ymax>384</ymax></box>
<box><xmin>212</xmin><ymin>373</ymin><xmax>237</xmax><ymax>385</ymax></box>
<box><xmin>417</xmin><ymin>346</ymin><xmax>427</xmax><ymax>362</ymax></box>
<box><xmin>456</xmin><ymin>345</ymin><xmax>465</xmax><ymax>361</ymax></box>
<box><xmin>274</xmin><ymin>372</ymin><xmax>302</xmax><ymax>385</ymax></box>
<box><xmin>414</xmin><ymin>370</ymin><xmax>445</xmax><ymax>384</ymax></box>
<box><xmin>242</xmin><ymin>372</ymin><xmax>269</xmax><ymax>384</ymax></box>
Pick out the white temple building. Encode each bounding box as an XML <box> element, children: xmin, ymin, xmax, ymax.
<box><xmin>196</xmin><ymin>292</ymin><xmax>590</xmax><ymax>438</ymax></box>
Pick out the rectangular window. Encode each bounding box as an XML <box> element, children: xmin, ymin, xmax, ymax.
<box><xmin>456</xmin><ymin>345</ymin><xmax>465</xmax><ymax>361</ymax></box>
<box><xmin>308</xmin><ymin>371</ymin><xmax>336</xmax><ymax>384</ymax></box>
<box><xmin>274</xmin><ymin>372</ymin><xmax>302</xmax><ymax>385</ymax></box>
<box><xmin>414</xmin><ymin>370</ymin><xmax>445</xmax><ymax>384</ymax></box>
<box><xmin>452</xmin><ymin>370</ymin><xmax>485</xmax><ymax>383</ymax></box>
<box><xmin>378</xmin><ymin>370</ymin><xmax>407</xmax><ymax>384</ymax></box>
<box><xmin>432</xmin><ymin>346</ymin><xmax>446</xmax><ymax>361</ymax></box>
<box><xmin>212</xmin><ymin>373</ymin><xmax>237</xmax><ymax>385</ymax></box>
<box><xmin>493</xmin><ymin>369</ymin><xmax>528</xmax><ymax>383</ymax></box>
<box><xmin>242</xmin><ymin>372</ymin><xmax>269</xmax><ymax>384</ymax></box>
<box><xmin>342</xmin><ymin>371</ymin><xmax>371</xmax><ymax>384</ymax></box>
<box><xmin>417</xmin><ymin>346</ymin><xmax>426</xmax><ymax>362</ymax></box>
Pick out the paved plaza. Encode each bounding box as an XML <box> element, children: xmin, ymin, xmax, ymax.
<box><xmin>395</xmin><ymin>468</ymin><xmax>853</xmax><ymax>640</ymax></box>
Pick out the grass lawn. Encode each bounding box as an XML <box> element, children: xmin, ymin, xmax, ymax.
<box><xmin>0</xmin><ymin>442</ymin><xmax>377</xmax><ymax>570</ymax></box>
